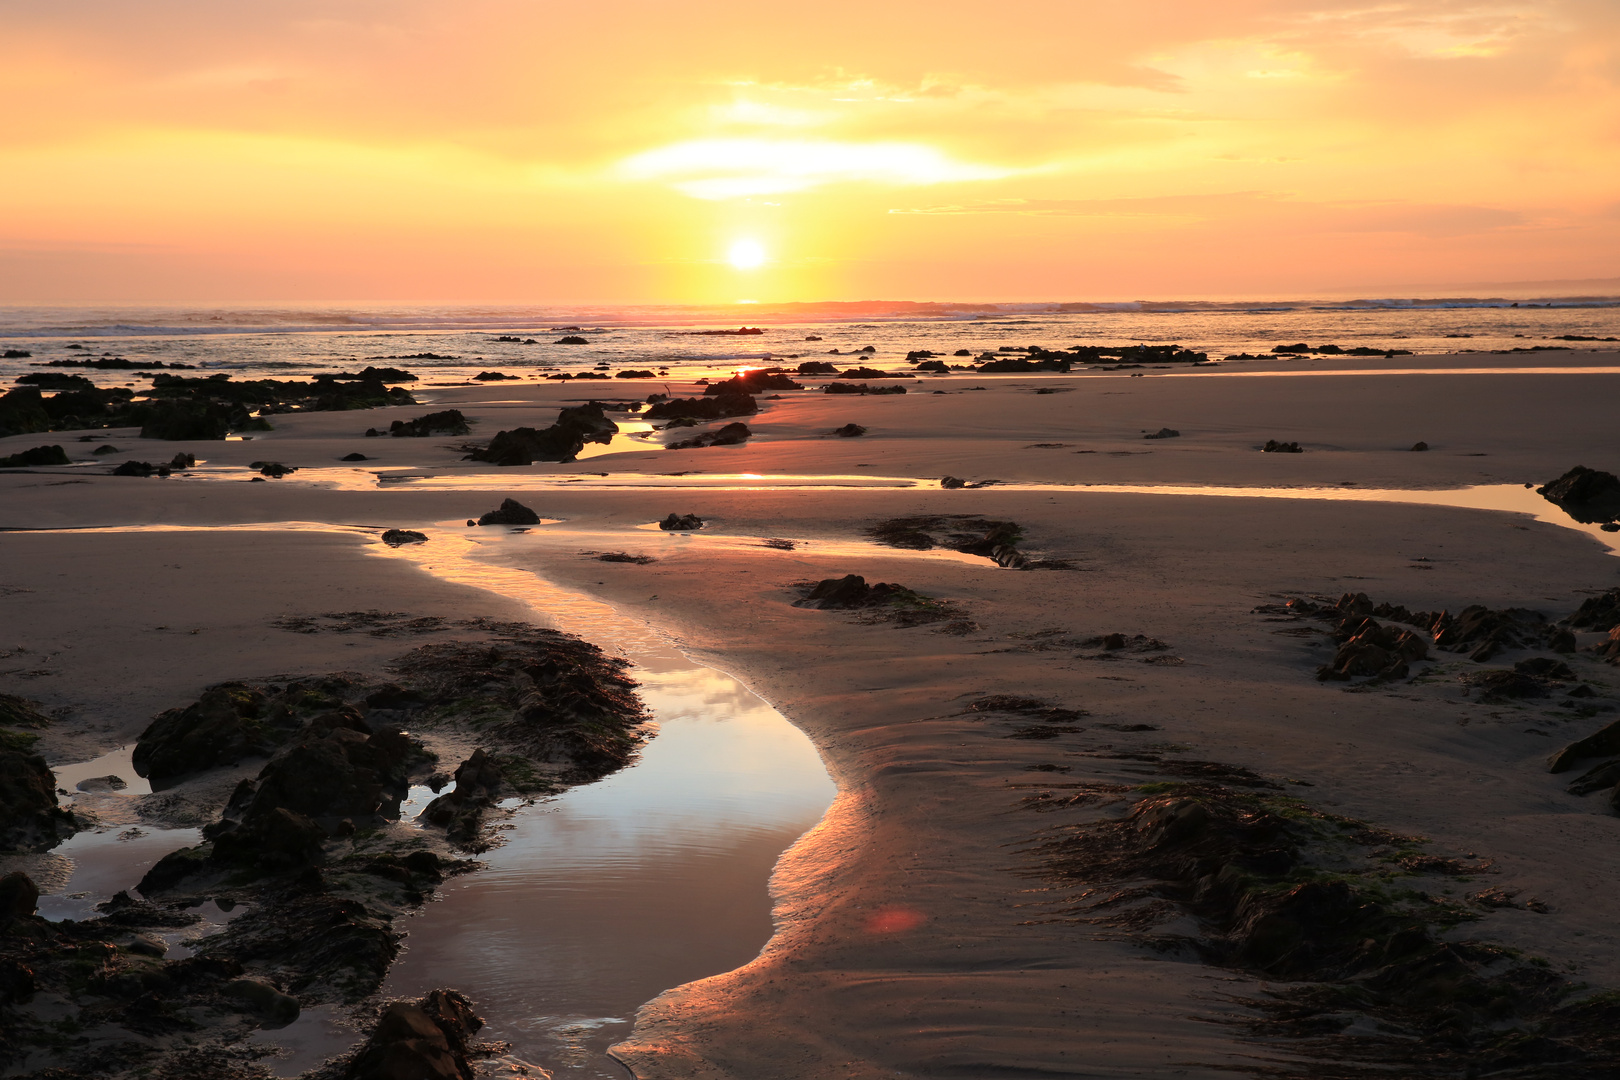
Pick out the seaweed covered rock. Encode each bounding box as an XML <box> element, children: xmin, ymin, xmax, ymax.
<box><xmin>420</xmin><ymin>749</ymin><xmax>506</xmax><ymax>846</ymax></box>
<box><xmin>795</xmin><ymin>575</ymin><xmax>914</xmax><ymax>609</ymax></box>
<box><xmin>1262</xmin><ymin>440</ymin><xmax>1303</xmax><ymax>453</ymax></box>
<box><xmin>832</xmin><ymin>423</ymin><xmax>866</xmax><ymax>437</ymax></box>
<box><xmin>138</xmin><ymin>397</ymin><xmax>255</xmax><ymax>440</ymax></box>
<box><xmin>1538</xmin><ymin>466</ymin><xmax>1620</xmax><ymax>524</ymax></box>
<box><xmin>0</xmin><ymin>751</ymin><xmax>76</xmax><ymax>851</ymax></box>
<box><xmin>475</xmin><ymin>498</ymin><xmax>540</xmax><ymax>526</ymax></box>
<box><xmin>465</xmin><ymin>403</ymin><xmax>617</xmax><ymax>465</ymax></box>
<box><xmin>229</xmin><ymin>719</ymin><xmax>421</xmax><ymax>832</ymax></box>
<box><xmin>211</xmin><ymin>807</ymin><xmax>328</xmax><ymax>875</ymax></box>
<box><xmin>658</xmin><ymin>513</ymin><xmax>702</xmax><ymax>531</ymax></box>
<box><xmin>346</xmin><ymin>990</ymin><xmax>484</xmax><ymax>1080</ymax></box>
<box><xmin>824</xmin><ymin>382</ymin><xmax>905</xmax><ymax>395</ymax></box>
<box><xmin>381</xmin><ymin>529</ymin><xmax>428</xmax><ymax>546</ymax></box>
<box><xmin>0</xmin><ymin>445</ymin><xmax>69</xmax><ymax>468</ymax></box>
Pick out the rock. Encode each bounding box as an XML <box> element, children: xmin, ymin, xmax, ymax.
<box><xmin>1143</xmin><ymin>428</ymin><xmax>1179</xmax><ymax>440</ymax></box>
<box><xmin>234</xmin><ymin>723</ymin><xmax>418</xmax><ymax>832</ymax></box>
<box><xmin>658</xmin><ymin>513</ymin><xmax>702</xmax><ymax>531</ymax></box>
<box><xmin>128</xmin><ymin>932</ymin><xmax>168</xmax><ymax>957</ymax></box>
<box><xmin>914</xmin><ymin>360</ymin><xmax>949</xmax><ymax>373</ymax></box>
<box><xmin>113</xmin><ymin>460</ymin><xmax>166</xmax><ymax>477</ymax></box>
<box><xmin>476</xmin><ymin>498</ymin><xmax>541</xmax><ymax>526</ymax></box>
<box><xmin>795</xmin><ymin>361</ymin><xmax>838</xmax><ymax>374</ymax></box>
<box><xmin>0</xmin><ymin>445</ymin><xmax>70</xmax><ymax>468</ymax></box>
<box><xmin>91</xmin><ymin>444</ymin><xmax>119</xmax><ymax>455</ymax></box>
<box><xmin>138</xmin><ymin>845</ymin><xmax>212</xmax><ymax>893</ymax></box>
<box><xmin>794</xmin><ymin>575</ymin><xmax>914</xmax><ymax>610</ymax></box>
<box><xmin>1411</xmin><ymin>441</ymin><xmax>1429</xmax><ymax>451</ymax></box>
<box><xmin>346</xmin><ymin>990</ymin><xmax>483</xmax><ymax>1080</ymax></box>
<box><xmin>1538</xmin><ymin>466</ymin><xmax>1620</xmax><ymax>524</ymax></box>
<box><xmin>421</xmin><ymin>749</ymin><xmax>506</xmax><ymax>844</ymax></box>
<box><xmin>389</xmin><ymin>410</ymin><xmax>470</xmax><ymax>438</ymax></box>
<box><xmin>833</xmin><ymin>423</ymin><xmax>866</xmax><ymax>437</ymax></box>
<box><xmin>824</xmin><ymin>382</ymin><xmax>906</xmax><ymax>395</ymax></box>
<box><xmin>381</xmin><ymin>529</ymin><xmax>428</xmax><ymax>546</ymax></box>
<box><xmin>134</xmin><ymin>683</ymin><xmax>275</xmax><ymax>788</ymax></box>
<box><xmin>1605</xmin><ymin>523</ymin><xmax>1620</xmax><ymax>532</ymax></box>
<box><xmin>468</xmin><ymin>424</ymin><xmax>585</xmax><ymax>465</ymax></box>
<box><xmin>667</xmin><ymin>421</ymin><xmax>751</xmax><ymax>449</ymax></box>
<box><xmin>940</xmin><ymin>476</ymin><xmax>966</xmax><ymax>489</ymax></box>
<box><xmin>555</xmin><ymin>335</ymin><xmax>588</xmax><ymax>344</ymax></box>
<box><xmin>341</xmin><ymin>452</ymin><xmax>370</xmax><ymax>461</ymax></box>
<box><xmin>0</xmin><ymin>387</ymin><xmax>51</xmax><ymax>439</ymax></box>
<box><xmin>224</xmin><ymin>976</ymin><xmax>301</xmax><ymax>1026</ymax></box>
<box><xmin>473</xmin><ymin>371</ymin><xmax>513</xmax><ymax>381</ymax></box>
<box><xmin>1262</xmin><ymin>440</ymin><xmax>1303</xmax><ymax>453</ymax></box>
<box><xmin>252</xmin><ymin>461</ymin><xmax>296</xmax><ymax>478</ymax></box>
<box><xmin>1515</xmin><ymin>657</ymin><xmax>1575</xmax><ymax>680</ymax></box>
<box><xmin>644</xmin><ymin>394</ymin><xmax>757</xmax><ymax>422</ymax></box>
<box><xmin>616</xmin><ymin>369</ymin><xmax>656</xmax><ymax>378</ymax></box>
<box><xmin>1467</xmin><ymin>669</ymin><xmax>1545</xmax><ymax>699</ymax></box>
<box><xmin>1549</xmin><ymin>718</ymin><xmax>1620</xmax><ymax>772</ymax></box>
<box><xmin>703</xmin><ymin>371</ymin><xmax>801</xmax><ymax>395</ymax></box>
<box><xmin>74</xmin><ymin>774</ymin><xmax>127</xmax><ymax>793</ymax></box>
<box><xmin>0</xmin><ymin>751</ymin><xmax>77</xmax><ymax>851</ymax></box>
<box><xmin>1600</xmin><ymin>625</ymin><xmax>1620</xmax><ymax>664</ymax></box>
<box><xmin>138</xmin><ymin>398</ymin><xmax>244</xmax><ymax>440</ymax></box>
<box><xmin>0</xmin><ymin>872</ymin><xmax>39</xmax><ymax>920</ymax></box>
<box><xmin>1566</xmin><ymin>759</ymin><xmax>1620</xmax><ymax>796</ymax></box>
<box><xmin>212</xmin><ymin>806</ymin><xmax>328</xmax><ymax>875</ymax></box>
<box><xmin>1569</xmin><ymin>589</ymin><xmax>1620</xmax><ymax>631</ymax></box>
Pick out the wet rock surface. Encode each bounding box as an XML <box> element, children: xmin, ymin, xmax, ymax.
<box><xmin>389</xmin><ymin>409</ymin><xmax>470</xmax><ymax>438</ymax></box>
<box><xmin>381</xmin><ymin>529</ymin><xmax>428</xmax><ymax>546</ymax></box>
<box><xmin>337</xmin><ymin>989</ymin><xmax>488</xmax><ymax>1080</ymax></box>
<box><xmin>1261</xmin><ymin>439</ymin><xmax>1304</xmax><ymax>453</ymax></box>
<box><xmin>0</xmin><ymin>444</ymin><xmax>71</xmax><ymax>468</ymax></box>
<box><xmin>866</xmin><ymin>514</ymin><xmax>1068</xmax><ymax>570</ymax></box>
<box><xmin>465</xmin><ymin>402</ymin><xmax>619</xmax><ymax>466</ymax></box>
<box><xmin>794</xmin><ymin>575</ymin><xmax>961</xmax><ymax>627</ymax></box>
<box><xmin>658</xmin><ymin>513</ymin><xmax>703</xmax><ymax>530</ymax></box>
<box><xmin>644</xmin><ymin>394</ymin><xmax>756</xmax><ymax>423</ymax></box>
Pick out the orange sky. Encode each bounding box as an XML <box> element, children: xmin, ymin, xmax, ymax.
<box><xmin>2</xmin><ymin>0</ymin><xmax>1617</xmax><ymax>303</ymax></box>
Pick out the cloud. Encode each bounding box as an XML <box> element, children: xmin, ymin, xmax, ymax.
<box><xmin>618</xmin><ymin>138</ymin><xmax>1014</xmax><ymax>199</ymax></box>
<box><xmin>889</xmin><ymin>191</ymin><xmax>1527</xmax><ymax>236</ymax></box>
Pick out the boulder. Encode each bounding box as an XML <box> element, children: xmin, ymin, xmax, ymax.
<box><xmin>794</xmin><ymin>575</ymin><xmax>910</xmax><ymax>610</ymax></box>
<box><xmin>940</xmin><ymin>476</ymin><xmax>966</xmax><ymax>489</ymax></box>
<box><xmin>235</xmin><ymin>724</ymin><xmax>415</xmax><ymax>829</ymax></box>
<box><xmin>381</xmin><ymin>529</ymin><xmax>428</xmax><ymax>547</ymax></box>
<box><xmin>0</xmin><ymin>387</ymin><xmax>50</xmax><ymax>439</ymax></box>
<box><xmin>1262</xmin><ymin>440</ymin><xmax>1303</xmax><ymax>453</ymax></box>
<box><xmin>555</xmin><ymin>335</ymin><xmax>588</xmax><ymax>344</ymax></box>
<box><xmin>1550</xmin><ymin>718</ymin><xmax>1620</xmax><ymax>772</ymax></box>
<box><xmin>134</xmin><ymin>684</ymin><xmax>275</xmax><ymax>788</ymax></box>
<box><xmin>644</xmin><ymin>394</ymin><xmax>757</xmax><ymax>422</ymax></box>
<box><xmin>0</xmin><ymin>751</ymin><xmax>76</xmax><ymax>851</ymax></box>
<box><xmin>1538</xmin><ymin>466</ymin><xmax>1620</xmax><ymax>524</ymax></box>
<box><xmin>470</xmin><ymin>424</ymin><xmax>584</xmax><ymax>465</ymax></box>
<box><xmin>138</xmin><ymin>398</ymin><xmax>244</xmax><ymax>440</ymax></box>
<box><xmin>113</xmin><ymin>460</ymin><xmax>166</xmax><ymax>477</ymax></box>
<box><xmin>833</xmin><ymin>423</ymin><xmax>866</xmax><ymax>437</ymax></box>
<box><xmin>0</xmin><ymin>872</ymin><xmax>39</xmax><ymax>920</ymax></box>
<box><xmin>476</xmin><ymin>498</ymin><xmax>541</xmax><ymax>526</ymax></box>
<box><xmin>1143</xmin><ymin>428</ymin><xmax>1180</xmax><ymax>440</ymax></box>
<box><xmin>346</xmin><ymin>990</ymin><xmax>483</xmax><ymax>1080</ymax></box>
<box><xmin>212</xmin><ymin>806</ymin><xmax>328</xmax><ymax>875</ymax></box>
<box><xmin>224</xmin><ymin>976</ymin><xmax>301</xmax><ymax>1026</ymax></box>
<box><xmin>658</xmin><ymin>513</ymin><xmax>703</xmax><ymax>531</ymax></box>
<box><xmin>421</xmin><ymin>749</ymin><xmax>506</xmax><ymax>844</ymax></box>
<box><xmin>1411</xmin><ymin>441</ymin><xmax>1429</xmax><ymax>451</ymax></box>
<box><xmin>796</xmin><ymin>361</ymin><xmax>838</xmax><ymax>374</ymax></box>
<box><xmin>824</xmin><ymin>383</ymin><xmax>905</xmax><ymax>395</ymax></box>
<box><xmin>0</xmin><ymin>445</ymin><xmax>70</xmax><ymax>468</ymax></box>
<box><xmin>1515</xmin><ymin>657</ymin><xmax>1575</xmax><ymax>680</ymax></box>
<box><xmin>341</xmin><ymin>452</ymin><xmax>370</xmax><ymax>461</ymax></box>
<box><xmin>703</xmin><ymin>372</ymin><xmax>801</xmax><ymax>395</ymax></box>
<box><xmin>252</xmin><ymin>461</ymin><xmax>296</xmax><ymax>478</ymax></box>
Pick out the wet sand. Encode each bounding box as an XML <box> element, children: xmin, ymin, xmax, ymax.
<box><xmin>4</xmin><ymin>354</ymin><xmax>1620</xmax><ymax>1077</ymax></box>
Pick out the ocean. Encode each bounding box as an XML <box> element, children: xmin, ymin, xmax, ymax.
<box><xmin>2</xmin><ymin>297</ymin><xmax>1618</xmax><ymax>388</ymax></box>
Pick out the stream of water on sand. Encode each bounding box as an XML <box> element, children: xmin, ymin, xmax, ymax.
<box><xmin>24</xmin><ymin>478</ymin><xmax>1617</xmax><ymax>1073</ymax></box>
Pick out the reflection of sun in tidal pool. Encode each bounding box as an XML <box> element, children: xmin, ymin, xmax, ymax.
<box><xmin>728</xmin><ymin>238</ymin><xmax>767</xmax><ymax>270</ymax></box>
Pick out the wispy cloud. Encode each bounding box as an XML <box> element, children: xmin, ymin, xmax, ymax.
<box><xmin>619</xmin><ymin>138</ymin><xmax>1014</xmax><ymax>199</ymax></box>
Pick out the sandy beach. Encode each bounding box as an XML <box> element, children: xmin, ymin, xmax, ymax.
<box><xmin>4</xmin><ymin>354</ymin><xmax>1620</xmax><ymax>1078</ymax></box>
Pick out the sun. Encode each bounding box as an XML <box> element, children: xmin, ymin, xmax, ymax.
<box><xmin>727</xmin><ymin>238</ymin><xmax>767</xmax><ymax>270</ymax></box>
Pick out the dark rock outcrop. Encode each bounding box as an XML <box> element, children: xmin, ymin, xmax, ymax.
<box><xmin>1143</xmin><ymin>428</ymin><xmax>1179</xmax><ymax>440</ymax></box>
<box><xmin>475</xmin><ymin>498</ymin><xmax>540</xmax><ymax>526</ymax></box>
<box><xmin>1262</xmin><ymin>440</ymin><xmax>1303</xmax><ymax>453</ymax></box>
<box><xmin>0</xmin><ymin>444</ymin><xmax>69</xmax><ymax>468</ymax></box>
<box><xmin>465</xmin><ymin>403</ymin><xmax>617</xmax><ymax>465</ymax></box>
<box><xmin>133</xmin><ymin>684</ymin><xmax>277</xmax><ymax>788</ymax></box>
<box><xmin>644</xmin><ymin>394</ymin><xmax>756</xmax><ymax>422</ymax></box>
<box><xmin>1538</xmin><ymin>466</ymin><xmax>1620</xmax><ymax>524</ymax></box>
<box><xmin>703</xmin><ymin>371</ymin><xmax>800</xmax><ymax>395</ymax></box>
<box><xmin>824</xmin><ymin>382</ymin><xmax>905</xmax><ymax>395</ymax></box>
<box><xmin>389</xmin><ymin>410</ymin><xmax>470</xmax><ymax>438</ymax></box>
<box><xmin>421</xmin><ymin>749</ymin><xmax>506</xmax><ymax>846</ymax></box>
<box><xmin>0</xmin><ymin>387</ymin><xmax>50</xmax><ymax>438</ymax></box>
<box><xmin>658</xmin><ymin>513</ymin><xmax>702</xmax><ymax>530</ymax></box>
<box><xmin>1568</xmin><ymin>588</ymin><xmax>1620</xmax><ymax>631</ymax></box>
<box><xmin>833</xmin><ymin>423</ymin><xmax>866</xmax><ymax>437</ymax></box>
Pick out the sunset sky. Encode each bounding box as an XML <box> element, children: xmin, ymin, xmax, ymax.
<box><xmin>2</xmin><ymin>0</ymin><xmax>1617</xmax><ymax>303</ymax></box>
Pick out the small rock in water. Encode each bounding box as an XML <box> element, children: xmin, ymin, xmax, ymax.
<box><xmin>74</xmin><ymin>774</ymin><xmax>127</xmax><ymax>793</ymax></box>
<box><xmin>341</xmin><ymin>452</ymin><xmax>369</xmax><ymax>461</ymax></box>
<box><xmin>1411</xmin><ymin>441</ymin><xmax>1429</xmax><ymax>451</ymax></box>
<box><xmin>940</xmin><ymin>476</ymin><xmax>967</xmax><ymax>489</ymax></box>
<box><xmin>833</xmin><ymin>423</ymin><xmax>867</xmax><ymax>437</ymax></box>
<box><xmin>1262</xmin><ymin>440</ymin><xmax>1304</xmax><ymax>453</ymax></box>
<box><xmin>224</xmin><ymin>976</ymin><xmax>300</xmax><ymax>1026</ymax></box>
<box><xmin>381</xmin><ymin>529</ymin><xmax>428</xmax><ymax>547</ymax></box>
<box><xmin>659</xmin><ymin>513</ymin><xmax>703</xmax><ymax>531</ymax></box>
<box><xmin>476</xmin><ymin>498</ymin><xmax>541</xmax><ymax>526</ymax></box>
<box><xmin>1143</xmin><ymin>428</ymin><xmax>1180</xmax><ymax>440</ymax></box>
<box><xmin>250</xmin><ymin>461</ymin><xmax>296</xmax><ymax>478</ymax></box>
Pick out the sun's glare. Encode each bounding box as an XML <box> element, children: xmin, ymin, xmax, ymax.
<box><xmin>728</xmin><ymin>239</ymin><xmax>767</xmax><ymax>270</ymax></box>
